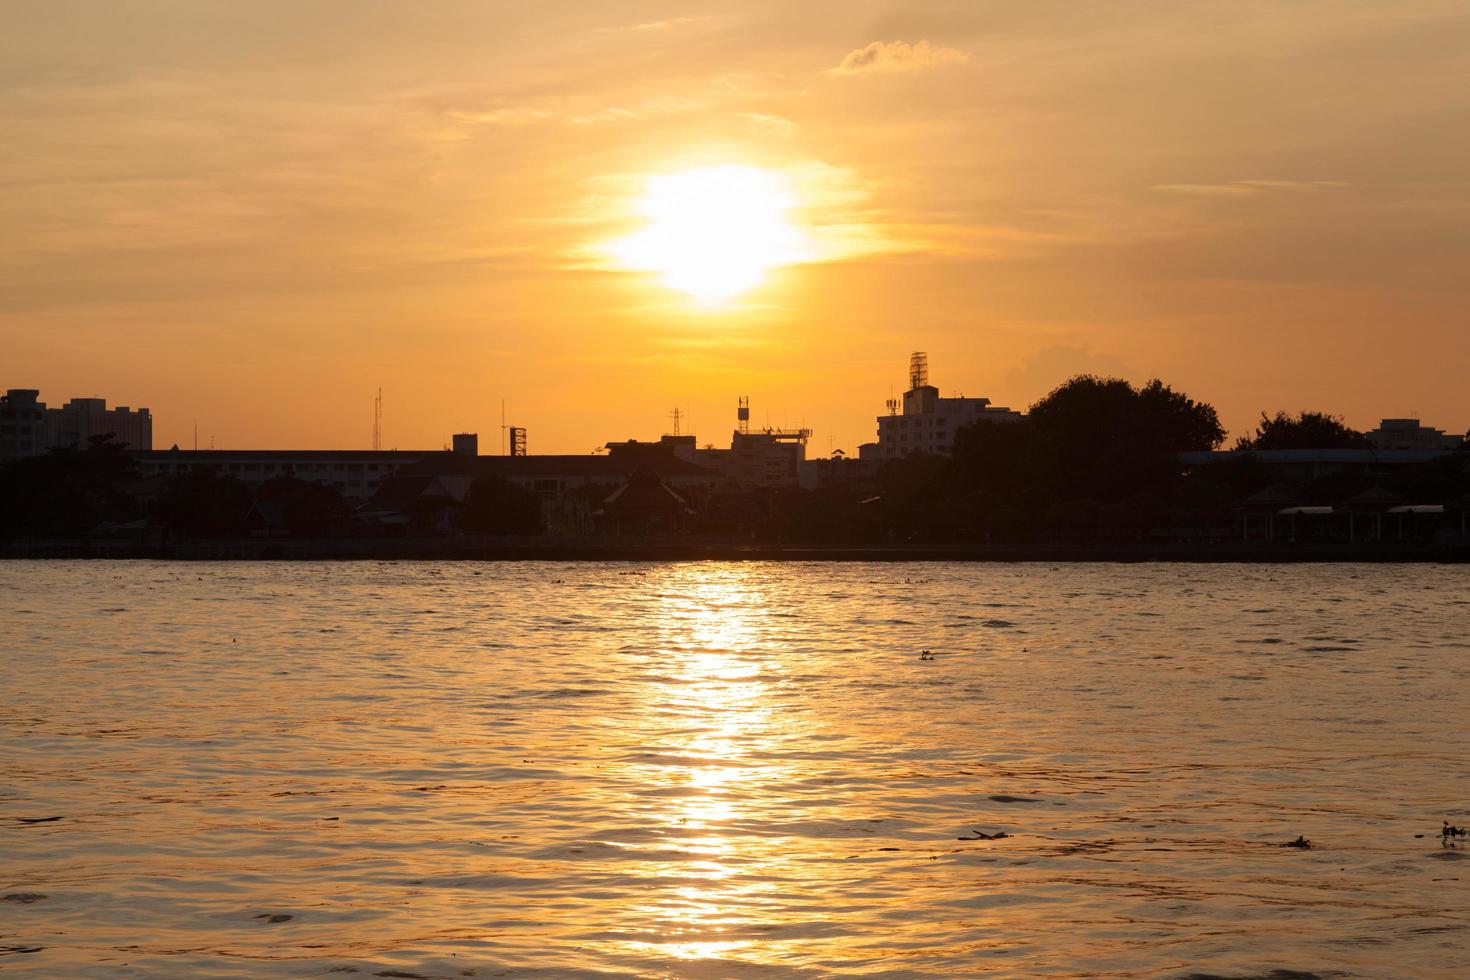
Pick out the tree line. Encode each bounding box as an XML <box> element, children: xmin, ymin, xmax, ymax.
<box><xmin>2</xmin><ymin>375</ymin><xmax>1466</xmax><ymax>544</ymax></box>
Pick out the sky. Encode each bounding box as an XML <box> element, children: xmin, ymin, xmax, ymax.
<box><xmin>3</xmin><ymin>0</ymin><xmax>1468</xmax><ymax>453</ymax></box>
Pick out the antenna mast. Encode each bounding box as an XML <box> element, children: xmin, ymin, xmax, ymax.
<box><xmin>373</xmin><ymin>388</ymin><xmax>382</xmax><ymax>450</ymax></box>
<box><xmin>669</xmin><ymin>407</ymin><xmax>682</xmax><ymax>436</ymax></box>
<box><xmin>738</xmin><ymin>396</ymin><xmax>750</xmax><ymax>435</ymax></box>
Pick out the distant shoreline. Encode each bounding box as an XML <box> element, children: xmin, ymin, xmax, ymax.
<box><xmin>4</xmin><ymin>538</ymin><xmax>1467</xmax><ymax>563</ymax></box>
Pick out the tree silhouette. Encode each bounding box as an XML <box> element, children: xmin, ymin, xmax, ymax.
<box><xmin>1235</xmin><ymin>411</ymin><xmax>1367</xmax><ymax>450</ymax></box>
<box><xmin>0</xmin><ymin>435</ymin><xmax>138</xmax><ymax>537</ymax></box>
<box><xmin>457</xmin><ymin>475</ymin><xmax>542</xmax><ymax>535</ymax></box>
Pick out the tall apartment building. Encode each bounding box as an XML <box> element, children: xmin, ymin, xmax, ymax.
<box><xmin>0</xmin><ymin>389</ymin><xmax>48</xmax><ymax>463</ymax></box>
<box><xmin>1</xmin><ymin>389</ymin><xmax>154</xmax><ymax>463</ymax></box>
<box><xmin>46</xmin><ymin>397</ymin><xmax>152</xmax><ymax>452</ymax></box>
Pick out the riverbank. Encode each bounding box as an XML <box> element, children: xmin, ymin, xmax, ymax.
<box><xmin>4</xmin><ymin>536</ymin><xmax>1467</xmax><ymax>562</ymax></box>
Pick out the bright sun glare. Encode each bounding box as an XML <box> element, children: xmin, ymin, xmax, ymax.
<box><xmin>610</xmin><ymin>165</ymin><xmax>808</xmax><ymax>304</ymax></box>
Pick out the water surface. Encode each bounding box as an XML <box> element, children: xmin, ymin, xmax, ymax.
<box><xmin>3</xmin><ymin>561</ymin><xmax>1469</xmax><ymax>978</ymax></box>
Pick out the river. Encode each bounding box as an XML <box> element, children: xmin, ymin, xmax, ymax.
<box><xmin>3</xmin><ymin>561</ymin><xmax>1468</xmax><ymax>977</ymax></box>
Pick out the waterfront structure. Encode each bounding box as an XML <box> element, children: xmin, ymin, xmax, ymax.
<box><xmin>857</xmin><ymin>352</ymin><xmax>1022</xmax><ymax>461</ymax></box>
<box><xmin>594</xmin><ymin>465</ymin><xmax>695</xmax><ymax>536</ymax></box>
<box><xmin>364</xmin><ymin>451</ymin><xmax>719</xmax><ymax>535</ymax></box>
<box><xmin>1365</xmin><ymin>418</ymin><xmax>1463</xmax><ymax>451</ymax></box>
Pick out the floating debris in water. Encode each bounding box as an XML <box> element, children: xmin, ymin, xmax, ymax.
<box><xmin>919</xmin><ymin>650</ymin><xmax>936</xmax><ymax>661</ymax></box>
<box><xmin>1</xmin><ymin>894</ymin><xmax>47</xmax><ymax>904</ymax></box>
<box><xmin>957</xmin><ymin>830</ymin><xmax>1009</xmax><ymax>841</ymax></box>
<box><xmin>1282</xmin><ymin>835</ymin><xmax>1312</xmax><ymax>849</ymax></box>
<box><xmin>1442</xmin><ymin>822</ymin><xmax>1467</xmax><ymax>846</ymax></box>
<box><xmin>12</xmin><ymin>816</ymin><xmax>63</xmax><ymax>824</ymax></box>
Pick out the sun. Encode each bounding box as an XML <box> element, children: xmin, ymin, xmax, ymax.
<box><xmin>608</xmin><ymin>165</ymin><xmax>809</xmax><ymax>304</ymax></box>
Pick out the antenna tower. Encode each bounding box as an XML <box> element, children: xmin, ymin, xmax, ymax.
<box><xmin>670</xmin><ymin>407</ymin><xmax>682</xmax><ymax>436</ymax></box>
<box><xmin>372</xmin><ymin>388</ymin><xmax>382</xmax><ymax>450</ymax></box>
<box><xmin>737</xmin><ymin>396</ymin><xmax>750</xmax><ymax>435</ymax></box>
<box><xmin>909</xmin><ymin>351</ymin><xmax>929</xmax><ymax>390</ymax></box>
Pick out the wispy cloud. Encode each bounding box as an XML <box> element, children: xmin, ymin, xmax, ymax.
<box><xmin>1153</xmin><ymin>180</ymin><xmax>1350</xmax><ymax>196</ymax></box>
<box><xmin>832</xmin><ymin>40</ymin><xmax>971</xmax><ymax>75</ymax></box>
<box><xmin>445</xmin><ymin>106</ymin><xmax>554</xmax><ymax>126</ymax></box>
<box><xmin>592</xmin><ymin>15</ymin><xmax>711</xmax><ymax>35</ymax></box>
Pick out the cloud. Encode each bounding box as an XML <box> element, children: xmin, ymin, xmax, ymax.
<box><xmin>1153</xmin><ymin>180</ymin><xmax>1350</xmax><ymax>196</ymax></box>
<box><xmin>445</xmin><ymin>106</ymin><xmax>554</xmax><ymax>126</ymax></box>
<box><xmin>591</xmin><ymin>16</ymin><xmax>711</xmax><ymax>35</ymax></box>
<box><xmin>832</xmin><ymin>40</ymin><xmax>971</xmax><ymax>75</ymax></box>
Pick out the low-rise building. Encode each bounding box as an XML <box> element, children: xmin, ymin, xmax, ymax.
<box><xmin>1180</xmin><ymin>447</ymin><xmax>1466</xmax><ymax>483</ymax></box>
<box><xmin>132</xmin><ymin>448</ymin><xmax>435</xmax><ymax>501</ymax></box>
<box><xmin>1366</xmin><ymin>418</ymin><xmax>1463</xmax><ymax>451</ymax></box>
<box><xmin>364</xmin><ymin>450</ymin><xmax>719</xmax><ymax>535</ymax></box>
<box><xmin>605</xmin><ymin>402</ymin><xmax>811</xmax><ymax>489</ymax></box>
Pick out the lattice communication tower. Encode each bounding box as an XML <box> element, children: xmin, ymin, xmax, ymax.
<box><xmin>909</xmin><ymin>351</ymin><xmax>929</xmax><ymax>390</ymax></box>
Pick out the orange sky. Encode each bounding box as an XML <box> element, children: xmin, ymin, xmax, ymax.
<box><xmin>4</xmin><ymin>1</ymin><xmax>1468</xmax><ymax>453</ymax></box>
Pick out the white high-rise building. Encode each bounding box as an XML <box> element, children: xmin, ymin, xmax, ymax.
<box><xmin>858</xmin><ymin>352</ymin><xmax>1022</xmax><ymax>460</ymax></box>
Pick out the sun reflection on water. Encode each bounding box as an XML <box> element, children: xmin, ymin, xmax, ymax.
<box><xmin>618</xmin><ymin>566</ymin><xmax>793</xmax><ymax>964</ymax></box>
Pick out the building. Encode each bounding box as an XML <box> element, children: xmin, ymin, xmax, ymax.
<box><xmin>1</xmin><ymin>389</ymin><xmax>48</xmax><ymax>463</ymax></box>
<box><xmin>132</xmin><ymin>448</ymin><xmax>438</xmax><ymax>501</ymax></box>
<box><xmin>1366</xmin><ymin>418</ymin><xmax>1463</xmax><ymax>451</ymax></box>
<box><xmin>858</xmin><ymin>352</ymin><xmax>1022</xmax><ymax>461</ymax></box>
<box><xmin>594</xmin><ymin>465</ymin><xmax>696</xmax><ymax>536</ymax></box>
<box><xmin>1180</xmin><ymin>447</ymin><xmax>1466</xmax><ymax>484</ymax></box>
<box><xmin>604</xmin><ymin>399</ymin><xmax>811</xmax><ymax>489</ymax></box>
<box><xmin>363</xmin><ymin>450</ymin><xmax>720</xmax><ymax>535</ymax></box>
<box><xmin>697</xmin><ymin>428</ymin><xmax>811</xmax><ymax>488</ymax></box>
<box><xmin>46</xmin><ymin>397</ymin><xmax>152</xmax><ymax>452</ymax></box>
<box><xmin>2</xmin><ymin>388</ymin><xmax>153</xmax><ymax>463</ymax></box>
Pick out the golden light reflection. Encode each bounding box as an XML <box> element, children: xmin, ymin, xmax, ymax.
<box><xmin>607</xmin><ymin>165</ymin><xmax>810</xmax><ymax>305</ymax></box>
<box><xmin>618</xmin><ymin>565</ymin><xmax>794</xmax><ymax>964</ymax></box>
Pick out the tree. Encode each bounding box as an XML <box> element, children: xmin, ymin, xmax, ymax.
<box><xmin>1235</xmin><ymin>411</ymin><xmax>1368</xmax><ymax>450</ymax></box>
<box><xmin>153</xmin><ymin>469</ymin><xmax>254</xmax><ymax>537</ymax></box>
<box><xmin>457</xmin><ymin>475</ymin><xmax>542</xmax><ymax>535</ymax></box>
<box><xmin>255</xmin><ymin>476</ymin><xmax>353</xmax><ymax>536</ymax></box>
<box><xmin>953</xmin><ymin>375</ymin><xmax>1224</xmax><ymax>505</ymax></box>
<box><xmin>0</xmin><ymin>435</ymin><xmax>139</xmax><ymax>537</ymax></box>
